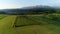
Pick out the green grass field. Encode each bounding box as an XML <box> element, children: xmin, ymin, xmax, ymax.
<box><xmin>0</xmin><ymin>15</ymin><xmax>17</xmax><ymax>34</ymax></box>
<box><xmin>0</xmin><ymin>14</ymin><xmax>60</xmax><ymax>34</ymax></box>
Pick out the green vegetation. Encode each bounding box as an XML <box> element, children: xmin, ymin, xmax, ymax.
<box><xmin>1</xmin><ymin>11</ymin><xmax>60</xmax><ymax>34</ymax></box>
<box><xmin>0</xmin><ymin>14</ymin><xmax>7</xmax><ymax>20</ymax></box>
<box><xmin>0</xmin><ymin>15</ymin><xmax>17</xmax><ymax>34</ymax></box>
<box><xmin>1</xmin><ymin>6</ymin><xmax>60</xmax><ymax>34</ymax></box>
<box><xmin>14</xmin><ymin>14</ymin><xmax>60</xmax><ymax>34</ymax></box>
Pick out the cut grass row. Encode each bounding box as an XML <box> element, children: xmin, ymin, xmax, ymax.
<box><xmin>0</xmin><ymin>14</ymin><xmax>60</xmax><ymax>34</ymax></box>
<box><xmin>15</xmin><ymin>24</ymin><xmax>60</xmax><ymax>34</ymax></box>
<box><xmin>15</xmin><ymin>15</ymin><xmax>53</xmax><ymax>27</ymax></box>
<box><xmin>20</xmin><ymin>14</ymin><xmax>60</xmax><ymax>26</ymax></box>
<box><xmin>15</xmin><ymin>15</ymin><xmax>60</xmax><ymax>34</ymax></box>
<box><xmin>0</xmin><ymin>15</ymin><xmax>17</xmax><ymax>34</ymax></box>
<box><xmin>15</xmin><ymin>16</ymin><xmax>38</xmax><ymax>27</ymax></box>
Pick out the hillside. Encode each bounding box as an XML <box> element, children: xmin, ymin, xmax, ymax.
<box><xmin>0</xmin><ymin>14</ymin><xmax>60</xmax><ymax>34</ymax></box>
<box><xmin>0</xmin><ymin>5</ymin><xmax>60</xmax><ymax>34</ymax></box>
<box><xmin>13</xmin><ymin>14</ymin><xmax>60</xmax><ymax>34</ymax></box>
<box><xmin>0</xmin><ymin>5</ymin><xmax>56</xmax><ymax>15</ymax></box>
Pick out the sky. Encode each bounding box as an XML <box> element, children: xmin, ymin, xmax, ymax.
<box><xmin>0</xmin><ymin>0</ymin><xmax>60</xmax><ymax>9</ymax></box>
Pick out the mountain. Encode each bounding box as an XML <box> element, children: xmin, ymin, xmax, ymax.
<box><xmin>0</xmin><ymin>5</ymin><xmax>55</xmax><ymax>14</ymax></box>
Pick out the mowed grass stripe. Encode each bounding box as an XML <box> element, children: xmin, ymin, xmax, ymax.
<box><xmin>15</xmin><ymin>25</ymin><xmax>49</xmax><ymax>34</ymax></box>
<box><xmin>15</xmin><ymin>16</ymin><xmax>39</xmax><ymax>27</ymax></box>
<box><xmin>15</xmin><ymin>15</ymin><xmax>60</xmax><ymax>34</ymax></box>
<box><xmin>15</xmin><ymin>15</ymin><xmax>49</xmax><ymax>27</ymax></box>
<box><xmin>0</xmin><ymin>16</ymin><xmax>17</xmax><ymax>34</ymax></box>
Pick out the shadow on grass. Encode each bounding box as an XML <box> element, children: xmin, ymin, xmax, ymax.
<box><xmin>14</xmin><ymin>15</ymin><xmax>60</xmax><ymax>27</ymax></box>
<box><xmin>13</xmin><ymin>16</ymin><xmax>44</xmax><ymax>27</ymax></box>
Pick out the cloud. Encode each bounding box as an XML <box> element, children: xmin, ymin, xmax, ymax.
<box><xmin>0</xmin><ymin>4</ymin><xmax>23</xmax><ymax>9</ymax></box>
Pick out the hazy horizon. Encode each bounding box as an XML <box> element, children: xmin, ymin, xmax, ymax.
<box><xmin>0</xmin><ymin>0</ymin><xmax>60</xmax><ymax>9</ymax></box>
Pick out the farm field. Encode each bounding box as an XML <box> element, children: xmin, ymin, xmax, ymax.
<box><xmin>0</xmin><ymin>14</ymin><xmax>60</xmax><ymax>34</ymax></box>
<box><xmin>15</xmin><ymin>14</ymin><xmax>60</xmax><ymax>34</ymax></box>
<box><xmin>0</xmin><ymin>14</ymin><xmax>17</xmax><ymax>34</ymax></box>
